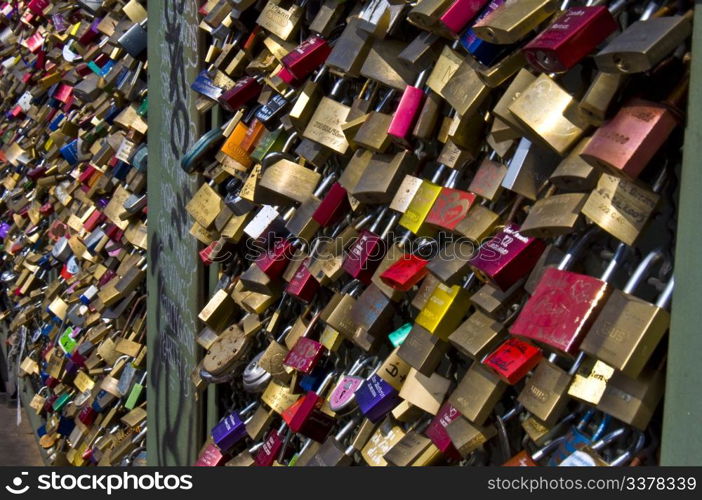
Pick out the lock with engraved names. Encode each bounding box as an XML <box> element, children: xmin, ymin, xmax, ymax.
<box><xmin>510</xmin><ymin>229</ymin><xmax>628</xmax><ymax>356</ymax></box>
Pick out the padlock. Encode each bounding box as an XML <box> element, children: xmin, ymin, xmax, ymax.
<box><xmin>520</xmin><ymin>191</ymin><xmax>588</xmax><ymax>239</ymax></box>
<box><xmin>352</xmin><ymin>150</ymin><xmax>418</xmax><ymax>205</ymax></box>
<box><xmin>594</xmin><ymin>12</ymin><xmax>692</xmax><ymax>74</ymax></box>
<box><xmin>328</xmin><ymin>358</ymin><xmax>379</xmax><ymax>414</ymax></box>
<box><xmin>254</xmin><ymin>422</ymin><xmax>291</xmax><ymax>466</ymax></box>
<box><xmin>259</xmin><ymin>152</ymin><xmax>322</xmax><ymax>206</ymax></box>
<box><xmin>596</xmin><ymin>365</ymin><xmax>665</xmax><ymax>430</ymax></box>
<box><xmin>579</xmin><ymin>71</ymin><xmax>629</xmax><ymax>126</ymax></box>
<box><xmin>523</xmin><ymin>3</ymin><xmax>620</xmax><ymax>74</ymax></box>
<box><xmin>398</xmin><ymin>368</ymin><xmax>451</xmax><ymax>415</ymax></box>
<box><xmin>353</xmin><ymin>88</ymin><xmax>398</xmax><ymax>153</ymax></box>
<box><xmin>483</xmin><ymin>337</ymin><xmax>543</xmax><ymax>385</ymax></box>
<box><xmin>415</xmin><ymin>274</ymin><xmax>476</xmax><ymax>341</ymax></box>
<box><xmin>397</xmin><ymin>324</ymin><xmax>450</xmax><ymax>377</ymax></box>
<box><xmin>354</xmin><ymin>373</ymin><xmax>403</xmax><ymax>423</ymax></box>
<box><xmin>321</xmin><ymin>281</ymin><xmax>364</xmax><ymax>338</ymax></box>
<box><xmin>400</xmin><ymin>167</ymin><xmax>459</xmax><ymax>237</ymax></box>
<box><xmin>508</xmin><ymin>74</ymin><xmax>587</xmax><ymax>156</ymax></box>
<box><xmin>379</xmin><ymin>237</ymin><xmax>435</xmax><ymax>292</ymax></box>
<box><xmin>580</xmin><ymin>87</ymin><xmax>686</xmax><ymax>180</ymax></box>
<box><xmin>388</xmin><ymin>70</ymin><xmax>431</xmax><ymax>147</ymax></box>
<box><xmin>501</xmin><ymin>138</ymin><xmax>561</xmax><ymax>202</ymax></box>
<box><xmin>384</xmin><ymin>423</ymin><xmax>442</xmax><ymax>466</ymax></box>
<box><xmin>449</xmin><ymin>310</ymin><xmax>507</xmax><ymax>361</ymax></box>
<box><xmin>342</xmin><ymin>208</ymin><xmax>399</xmax><ymax>284</ymax></box>
<box><xmin>325</xmin><ymin>16</ymin><xmax>374</xmax><ymax>78</ymax></box>
<box><xmin>549</xmin><ymin>138</ymin><xmax>599</xmax><ymax>193</ymax></box>
<box><xmin>510</xmin><ymin>229</ymin><xmax>629</xmax><ymax>355</ymax></box>
<box><xmin>349</xmin><ymin>284</ymin><xmax>396</xmax><ymax>339</ymax></box>
<box><xmin>581</xmin><ymin>171</ymin><xmax>662</xmax><ymax>246</ymax></box>
<box><xmin>361</xmin><ymin>418</ymin><xmax>406</xmax><ymax>466</ymax></box>
<box><xmin>281</xmin><ymin>372</ymin><xmax>337</xmax><ymax>442</ymax></box>
<box><xmin>518</xmin><ymin>352</ymin><xmax>586</xmax><ymax>426</ymax></box>
<box><xmin>437</xmin><ymin>0</ymin><xmax>491</xmax><ymax>39</ymax></box>
<box><xmin>472</xmin><ymin>0</ymin><xmax>558</xmax><ymax>45</ymax></box>
<box><xmin>444</xmin><ymin>415</ymin><xmax>496</xmax><ymax>458</ymax></box>
<box><xmin>202</xmin><ymin>324</ymin><xmax>253</xmax><ymax>377</ymax></box>
<box><xmin>582</xmin><ymin>250</ymin><xmax>673</xmax><ymax>378</ymax></box>
<box><xmin>469</xmin><ymin>223</ymin><xmax>546</xmax><ymax>292</ymax></box>
<box><xmin>448</xmin><ymin>362</ymin><xmax>506</xmax><ymax>425</ymax></box>
<box><xmin>285</xmin><ymin>173</ymin><xmax>340</xmax><ymax>240</ymax></box>
<box><xmin>302</xmin><ymin>78</ymin><xmax>352</xmax><ymax>154</ymax></box>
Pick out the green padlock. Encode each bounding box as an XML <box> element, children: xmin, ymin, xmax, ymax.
<box><xmin>53</xmin><ymin>393</ymin><xmax>72</xmax><ymax>412</ymax></box>
<box><xmin>125</xmin><ymin>372</ymin><xmax>147</xmax><ymax>410</ymax></box>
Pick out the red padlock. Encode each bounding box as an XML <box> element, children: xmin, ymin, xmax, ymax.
<box><xmin>510</xmin><ymin>230</ymin><xmax>627</xmax><ymax>356</ymax></box>
<box><xmin>343</xmin><ymin>208</ymin><xmax>398</xmax><ymax>284</ymax></box>
<box><xmin>425</xmin><ymin>401</ymin><xmax>462</xmax><ymax>461</ymax></box>
<box><xmin>255</xmin><ymin>238</ymin><xmax>296</xmax><ymax>278</ymax></box>
<box><xmin>523</xmin><ymin>6</ymin><xmax>619</xmax><ymax>73</ymax></box>
<box><xmin>469</xmin><ymin>223</ymin><xmax>546</xmax><ymax>292</ymax></box>
<box><xmin>219</xmin><ymin>76</ymin><xmax>263</xmax><ymax>112</ymax></box>
<box><xmin>311</xmin><ymin>182</ymin><xmax>350</xmax><ymax>228</ymax></box>
<box><xmin>425</xmin><ymin>171</ymin><xmax>477</xmax><ymax>231</ymax></box>
<box><xmin>254</xmin><ymin>423</ymin><xmax>288</xmax><ymax>466</ymax></box>
<box><xmin>286</xmin><ymin>257</ymin><xmax>320</xmax><ymax>303</ymax></box>
<box><xmin>281</xmin><ymin>35</ymin><xmax>331</xmax><ymax>81</ymax></box>
<box><xmin>483</xmin><ymin>338</ymin><xmax>543</xmax><ymax>384</ymax></box>
<box><xmin>281</xmin><ymin>372</ymin><xmax>336</xmax><ymax>442</ymax></box>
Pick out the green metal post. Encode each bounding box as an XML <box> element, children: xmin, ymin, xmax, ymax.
<box><xmin>661</xmin><ymin>1</ymin><xmax>702</xmax><ymax>466</ymax></box>
<box><xmin>146</xmin><ymin>0</ymin><xmax>204</xmax><ymax>466</ymax></box>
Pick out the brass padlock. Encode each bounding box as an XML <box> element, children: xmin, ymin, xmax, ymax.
<box><xmin>448</xmin><ymin>362</ymin><xmax>506</xmax><ymax>425</ymax></box>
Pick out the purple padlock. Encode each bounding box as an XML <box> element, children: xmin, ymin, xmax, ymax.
<box><xmin>211</xmin><ymin>402</ymin><xmax>257</xmax><ymax>452</ymax></box>
<box><xmin>354</xmin><ymin>374</ymin><xmax>402</xmax><ymax>423</ymax></box>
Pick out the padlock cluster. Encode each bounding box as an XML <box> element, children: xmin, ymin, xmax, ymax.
<box><xmin>185</xmin><ymin>0</ymin><xmax>688</xmax><ymax>467</ymax></box>
<box><xmin>0</xmin><ymin>1</ymin><xmax>148</xmax><ymax>466</ymax></box>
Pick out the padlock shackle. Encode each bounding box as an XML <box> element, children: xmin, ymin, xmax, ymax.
<box><xmin>600</xmin><ymin>242</ymin><xmax>628</xmax><ymax>282</ymax></box>
<box><xmin>380</xmin><ymin>213</ymin><xmax>400</xmax><ymax>239</ymax></box>
<box><xmin>315</xmin><ymin>370</ymin><xmax>338</xmax><ymax>396</ymax></box>
<box><xmin>623</xmin><ymin>249</ymin><xmax>664</xmax><ymax>294</ymax></box>
<box><xmin>500</xmin><ymin>403</ymin><xmax>524</xmax><ymax>422</ymax></box>
<box><xmin>330</xmin><ymin>77</ymin><xmax>347</xmax><ymax>100</ymax></box>
<box><xmin>591</xmin><ymin>414</ymin><xmax>612</xmax><ymax>441</ymax></box>
<box><xmin>557</xmin><ymin>226</ymin><xmax>599</xmax><ymax>271</ymax></box>
<box><xmin>396</xmin><ymin>228</ymin><xmax>413</xmax><ymax>249</ymax></box>
<box><xmin>462</xmin><ymin>272</ymin><xmax>477</xmax><ymax>289</ymax></box>
<box><xmin>532</xmin><ymin>436</ymin><xmax>566</xmax><ymax>461</ymax></box>
<box><xmin>576</xmin><ymin>408</ymin><xmax>596</xmax><ymax>431</ymax></box>
<box><xmin>313</xmin><ymin>65</ymin><xmax>329</xmax><ymax>83</ymax></box>
<box><xmin>240</xmin><ymin>401</ymin><xmax>258</xmax><ymax>417</ymax></box>
<box><xmin>640</xmin><ymin>0</ymin><xmax>661</xmax><ymax>20</ymax></box>
<box><xmin>348</xmin><ymin>356</ymin><xmax>373</xmax><ymax>377</ymax></box>
<box><xmin>431</xmin><ymin>164</ymin><xmax>447</xmax><ymax>184</ymax></box>
<box><xmin>375</xmin><ymin>88</ymin><xmax>397</xmax><ymax>113</ymax></box>
<box><xmin>568</xmin><ymin>351</ymin><xmax>587</xmax><ymax>376</ymax></box>
<box><xmin>313</xmin><ymin>172</ymin><xmax>337</xmax><ymax>197</ymax></box>
<box><xmin>369</xmin><ymin>207</ymin><xmax>390</xmax><ymax>233</ymax></box>
<box><xmin>591</xmin><ymin>427</ymin><xmax>627</xmax><ymax>451</ymax></box>
<box><xmin>444</xmin><ymin>169</ymin><xmax>460</xmax><ymax>188</ymax></box>
<box><xmin>283</xmin><ymin>131</ymin><xmax>300</xmax><ymax>154</ymax></box>
<box><xmin>656</xmin><ymin>276</ymin><xmax>675</xmax><ymax>309</ymax></box>
<box><xmin>609</xmin><ymin>431</ymin><xmax>646</xmax><ymax>466</ymax></box>
<box><xmin>607</xmin><ymin>0</ymin><xmax>628</xmax><ymax>16</ymax></box>
<box><xmin>334</xmin><ymin>417</ymin><xmax>360</xmax><ymax>441</ymax></box>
